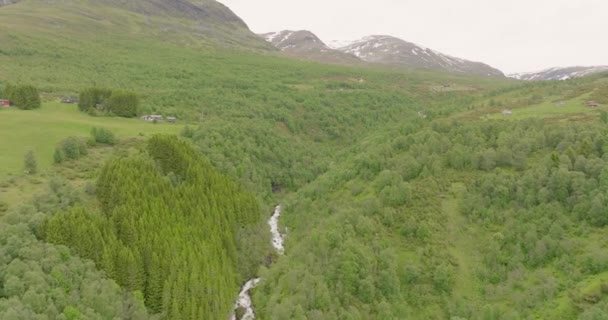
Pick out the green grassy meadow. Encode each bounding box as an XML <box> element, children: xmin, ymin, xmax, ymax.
<box><xmin>483</xmin><ymin>93</ymin><xmax>606</xmax><ymax>120</ymax></box>
<box><xmin>0</xmin><ymin>101</ymin><xmax>182</xmax><ymax>177</ymax></box>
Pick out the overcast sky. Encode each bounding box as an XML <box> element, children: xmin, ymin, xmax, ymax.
<box><xmin>219</xmin><ymin>0</ymin><xmax>608</xmax><ymax>74</ymax></box>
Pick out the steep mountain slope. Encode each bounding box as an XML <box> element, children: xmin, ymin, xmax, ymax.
<box><xmin>0</xmin><ymin>0</ymin><xmax>270</xmax><ymax>50</ymax></box>
<box><xmin>508</xmin><ymin>66</ymin><xmax>608</xmax><ymax>80</ymax></box>
<box><xmin>336</xmin><ymin>35</ymin><xmax>504</xmax><ymax>77</ymax></box>
<box><xmin>260</xmin><ymin>30</ymin><xmax>361</xmax><ymax>64</ymax></box>
<box><xmin>96</xmin><ymin>0</ymin><xmax>246</xmax><ymax>25</ymax></box>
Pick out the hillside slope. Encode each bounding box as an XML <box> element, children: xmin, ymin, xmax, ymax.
<box><xmin>253</xmin><ymin>73</ymin><xmax>608</xmax><ymax>320</ymax></box>
<box><xmin>0</xmin><ymin>0</ymin><xmax>270</xmax><ymax>49</ymax></box>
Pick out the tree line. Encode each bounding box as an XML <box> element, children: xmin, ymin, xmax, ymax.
<box><xmin>78</xmin><ymin>87</ymin><xmax>139</xmax><ymax>117</ymax></box>
<box><xmin>1</xmin><ymin>83</ymin><xmax>41</xmax><ymax>109</ymax></box>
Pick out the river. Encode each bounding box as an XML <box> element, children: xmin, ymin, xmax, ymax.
<box><xmin>230</xmin><ymin>205</ymin><xmax>284</xmax><ymax>320</ymax></box>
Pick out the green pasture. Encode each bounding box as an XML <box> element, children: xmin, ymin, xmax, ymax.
<box><xmin>0</xmin><ymin>101</ymin><xmax>182</xmax><ymax>177</ymax></box>
<box><xmin>483</xmin><ymin>93</ymin><xmax>606</xmax><ymax>120</ymax></box>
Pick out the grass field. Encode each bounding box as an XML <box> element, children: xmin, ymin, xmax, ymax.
<box><xmin>0</xmin><ymin>102</ymin><xmax>183</xmax><ymax>178</ymax></box>
<box><xmin>483</xmin><ymin>93</ymin><xmax>606</xmax><ymax>121</ymax></box>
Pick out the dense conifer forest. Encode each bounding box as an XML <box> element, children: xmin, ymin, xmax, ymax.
<box><xmin>44</xmin><ymin>136</ymin><xmax>265</xmax><ymax>319</ymax></box>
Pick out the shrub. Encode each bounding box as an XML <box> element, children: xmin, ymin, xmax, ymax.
<box><xmin>180</xmin><ymin>125</ymin><xmax>195</xmax><ymax>138</ymax></box>
<box><xmin>90</xmin><ymin>127</ymin><xmax>116</xmax><ymax>145</ymax></box>
<box><xmin>54</xmin><ymin>137</ymin><xmax>88</xmax><ymax>163</ymax></box>
<box><xmin>24</xmin><ymin>150</ymin><xmax>38</xmax><ymax>174</ymax></box>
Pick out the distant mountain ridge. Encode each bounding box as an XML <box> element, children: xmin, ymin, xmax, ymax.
<box><xmin>336</xmin><ymin>35</ymin><xmax>504</xmax><ymax>77</ymax></box>
<box><xmin>508</xmin><ymin>66</ymin><xmax>608</xmax><ymax>81</ymax></box>
<box><xmin>259</xmin><ymin>30</ymin><xmax>361</xmax><ymax>64</ymax></box>
<box><xmin>262</xmin><ymin>31</ymin><xmax>504</xmax><ymax>77</ymax></box>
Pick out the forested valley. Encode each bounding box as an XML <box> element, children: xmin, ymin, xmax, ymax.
<box><xmin>1</xmin><ymin>0</ymin><xmax>608</xmax><ymax>319</ymax></box>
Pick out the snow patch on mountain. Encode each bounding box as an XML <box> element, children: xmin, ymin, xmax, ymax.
<box><xmin>508</xmin><ymin>66</ymin><xmax>608</xmax><ymax>81</ymax></box>
<box><xmin>335</xmin><ymin>35</ymin><xmax>503</xmax><ymax>77</ymax></box>
<box><xmin>262</xmin><ymin>32</ymin><xmax>503</xmax><ymax>76</ymax></box>
<box><xmin>326</xmin><ymin>39</ymin><xmax>357</xmax><ymax>49</ymax></box>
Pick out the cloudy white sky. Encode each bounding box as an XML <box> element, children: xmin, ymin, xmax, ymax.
<box><xmin>219</xmin><ymin>0</ymin><xmax>608</xmax><ymax>74</ymax></box>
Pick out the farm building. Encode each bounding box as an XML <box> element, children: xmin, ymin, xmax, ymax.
<box><xmin>502</xmin><ymin>109</ymin><xmax>513</xmax><ymax>115</ymax></box>
<box><xmin>61</xmin><ymin>97</ymin><xmax>79</xmax><ymax>104</ymax></box>
<box><xmin>585</xmin><ymin>101</ymin><xmax>600</xmax><ymax>107</ymax></box>
<box><xmin>0</xmin><ymin>99</ymin><xmax>11</xmax><ymax>107</ymax></box>
<box><xmin>141</xmin><ymin>115</ymin><xmax>164</xmax><ymax>122</ymax></box>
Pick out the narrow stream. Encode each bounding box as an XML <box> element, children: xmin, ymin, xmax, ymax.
<box><xmin>230</xmin><ymin>205</ymin><xmax>284</xmax><ymax>320</ymax></box>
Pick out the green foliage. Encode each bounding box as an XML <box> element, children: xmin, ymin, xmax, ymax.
<box><xmin>4</xmin><ymin>83</ymin><xmax>41</xmax><ymax>109</ymax></box>
<box><xmin>23</xmin><ymin>150</ymin><xmax>37</xmax><ymax>174</ymax></box>
<box><xmin>601</xmin><ymin>110</ymin><xmax>608</xmax><ymax>124</ymax></box>
<box><xmin>107</xmin><ymin>91</ymin><xmax>139</xmax><ymax>118</ymax></box>
<box><xmin>2</xmin><ymin>2</ymin><xmax>608</xmax><ymax>318</ymax></box>
<box><xmin>54</xmin><ymin>137</ymin><xmax>88</xmax><ymax>163</ymax></box>
<box><xmin>78</xmin><ymin>87</ymin><xmax>112</xmax><ymax>112</ymax></box>
<box><xmin>90</xmin><ymin>127</ymin><xmax>116</xmax><ymax>145</ymax></box>
<box><xmin>0</xmin><ymin>179</ymin><xmax>151</xmax><ymax>319</ymax></box>
<box><xmin>590</xmin><ymin>85</ymin><xmax>608</xmax><ymax>104</ymax></box>
<box><xmin>180</xmin><ymin>125</ymin><xmax>195</xmax><ymax>138</ymax></box>
<box><xmin>79</xmin><ymin>89</ymin><xmax>138</xmax><ymax>117</ymax></box>
<box><xmin>45</xmin><ymin>135</ymin><xmax>265</xmax><ymax>319</ymax></box>
<box><xmin>0</xmin><ymin>103</ymin><xmax>182</xmax><ymax>178</ymax></box>
<box><xmin>251</xmin><ymin>117</ymin><xmax>608</xmax><ymax>319</ymax></box>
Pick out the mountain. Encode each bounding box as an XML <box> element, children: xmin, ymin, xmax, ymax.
<box><xmin>335</xmin><ymin>35</ymin><xmax>505</xmax><ymax>77</ymax></box>
<box><xmin>0</xmin><ymin>0</ymin><xmax>270</xmax><ymax>50</ymax></box>
<box><xmin>260</xmin><ymin>30</ymin><xmax>361</xmax><ymax>64</ymax></box>
<box><xmin>508</xmin><ymin>66</ymin><xmax>608</xmax><ymax>81</ymax></box>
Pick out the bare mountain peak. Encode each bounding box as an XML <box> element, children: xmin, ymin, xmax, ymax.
<box><xmin>508</xmin><ymin>66</ymin><xmax>608</xmax><ymax>81</ymax></box>
<box><xmin>263</xmin><ymin>31</ymin><xmax>503</xmax><ymax>76</ymax></box>
<box><xmin>260</xmin><ymin>30</ymin><xmax>360</xmax><ymax>64</ymax></box>
<box><xmin>261</xmin><ymin>30</ymin><xmax>329</xmax><ymax>50</ymax></box>
<box><xmin>335</xmin><ymin>35</ymin><xmax>503</xmax><ymax>77</ymax></box>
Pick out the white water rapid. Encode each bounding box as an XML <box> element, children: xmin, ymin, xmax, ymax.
<box><xmin>230</xmin><ymin>205</ymin><xmax>284</xmax><ymax>320</ymax></box>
